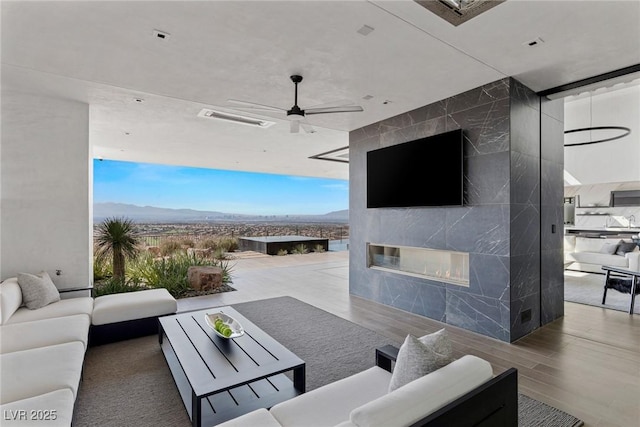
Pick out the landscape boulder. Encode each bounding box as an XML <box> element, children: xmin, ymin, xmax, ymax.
<box><xmin>187</xmin><ymin>266</ymin><xmax>223</xmax><ymax>291</ymax></box>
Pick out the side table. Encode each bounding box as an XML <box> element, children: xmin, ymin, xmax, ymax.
<box><xmin>601</xmin><ymin>265</ymin><xmax>639</xmax><ymax>314</ymax></box>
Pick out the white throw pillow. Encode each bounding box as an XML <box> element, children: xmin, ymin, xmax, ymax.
<box><xmin>16</xmin><ymin>271</ymin><xmax>60</xmax><ymax>310</ymax></box>
<box><xmin>388</xmin><ymin>329</ymin><xmax>454</xmax><ymax>392</ymax></box>
<box><xmin>599</xmin><ymin>242</ymin><xmax>619</xmax><ymax>255</ymax></box>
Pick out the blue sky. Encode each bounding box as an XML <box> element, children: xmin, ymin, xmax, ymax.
<box><xmin>93</xmin><ymin>160</ymin><xmax>349</xmax><ymax>215</ymax></box>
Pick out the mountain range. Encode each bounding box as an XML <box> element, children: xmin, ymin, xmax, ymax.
<box><xmin>94</xmin><ymin>202</ymin><xmax>348</xmax><ymax>223</ymax></box>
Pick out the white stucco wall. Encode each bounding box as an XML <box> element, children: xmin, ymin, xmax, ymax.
<box><xmin>1</xmin><ymin>91</ymin><xmax>92</xmax><ymax>288</ymax></box>
<box><xmin>564</xmin><ymin>83</ymin><xmax>640</xmax><ymax>185</ymax></box>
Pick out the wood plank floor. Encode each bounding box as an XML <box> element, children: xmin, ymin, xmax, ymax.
<box><xmin>178</xmin><ymin>251</ymin><xmax>640</xmax><ymax>427</ymax></box>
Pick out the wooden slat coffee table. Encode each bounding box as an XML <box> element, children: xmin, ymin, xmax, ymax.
<box><xmin>159</xmin><ymin>306</ymin><xmax>305</xmax><ymax>427</ymax></box>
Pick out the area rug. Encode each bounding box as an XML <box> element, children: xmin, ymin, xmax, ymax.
<box><xmin>74</xmin><ymin>296</ymin><xmax>584</xmax><ymax>426</ymax></box>
<box><xmin>564</xmin><ymin>270</ymin><xmax>639</xmax><ymax>314</ymax></box>
<box><xmin>519</xmin><ymin>394</ymin><xmax>583</xmax><ymax>427</ymax></box>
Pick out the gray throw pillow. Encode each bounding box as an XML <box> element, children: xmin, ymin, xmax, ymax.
<box><xmin>388</xmin><ymin>329</ymin><xmax>454</xmax><ymax>392</ymax></box>
<box><xmin>17</xmin><ymin>271</ymin><xmax>60</xmax><ymax>310</ymax></box>
<box><xmin>615</xmin><ymin>242</ymin><xmax>637</xmax><ymax>256</ymax></box>
<box><xmin>600</xmin><ymin>242</ymin><xmax>619</xmax><ymax>255</ymax></box>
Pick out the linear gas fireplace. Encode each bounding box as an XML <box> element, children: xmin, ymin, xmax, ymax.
<box><xmin>367</xmin><ymin>243</ymin><xmax>469</xmax><ymax>286</ymax></box>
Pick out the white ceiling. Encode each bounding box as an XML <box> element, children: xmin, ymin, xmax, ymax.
<box><xmin>2</xmin><ymin>0</ymin><xmax>639</xmax><ymax>180</ymax></box>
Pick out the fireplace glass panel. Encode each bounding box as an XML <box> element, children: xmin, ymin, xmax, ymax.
<box><xmin>367</xmin><ymin>243</ymin><xmax>469</xmax><ymax>286</ymax></box>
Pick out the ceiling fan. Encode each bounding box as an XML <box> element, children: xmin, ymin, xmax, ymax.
<box><xmin>228</xmin><ymin>75</ymin><xmax>364</xmax><ymax>133</ymax></box>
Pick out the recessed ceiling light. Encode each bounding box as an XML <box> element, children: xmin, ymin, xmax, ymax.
<box><xmin>152</xmin><ymin>29</ymin><xmax>170</xmax><ymax>40</ymax></box>
<box><xmin>357</xmin><ymin>25</ymin><xmax>375</xmax><ymax>36</ymax></box>
<box><xmin>523</xmin><ymin>37</ymin><xmax>545</xmax><ymax>47</ymax></box>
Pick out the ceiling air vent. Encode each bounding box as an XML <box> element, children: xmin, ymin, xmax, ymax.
<box><xmin>197</xmin><ymin>108</ymin><xmax>276</xmax><ymax>128</ymax></box>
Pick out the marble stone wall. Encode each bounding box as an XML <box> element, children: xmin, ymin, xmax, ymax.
<box><xmin>349</xmin><ymin>77</ymin><xmax>564</xmax><ymax>342</ymax></box>
<box><xmin>509</xmin><ymin>79</ymin><xmax>542</xmax><ymax>341</ymax></box>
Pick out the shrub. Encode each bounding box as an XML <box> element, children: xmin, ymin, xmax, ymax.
<box><xmin>212</xmin><ymin>247</ymin><xmax>229</xmax><ymax>260</ymax></box>
<box><xmin>197</xmin><ymin>238</ymin><xmax>219</xmax><ymax>251</ymax></box>
<box><xmin>93</xmin><ymin>253</ymin><xmax>112</xmax><ymax>281</ymax></box>
<box><xmin>218</xmin><ymin>237</ymin><xmax>239</xmax><ymax>252</ymax></box>
<box><xmin>313</xmin><ymin>244</ymin><xmax>326</xmax><ymax>253</ymax></box>
<box><xmin>277</xmin><ymin>249</ymin><xmax>288</xmax><ymax>256</ymax></box>
<box><xmin>93</xmin><ymin>277</ymin><xmax>146</xmax><ymax>298</ymax></box>
<box><xmin>291</xmin><ymin>244</ymin><xmax>309</xmax><ymax>254</ymax></box>
<box><xmin>159</xmin><ymin>240</ymin><xmax>183</xmax><ymax>256</ymax></box>
<box><xmin>176</xmin><ymin>237</ymin><xmax>195</xmax><ymax>248</ymax></box>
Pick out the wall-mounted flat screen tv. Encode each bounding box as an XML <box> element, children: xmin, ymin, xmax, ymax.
<box><xmin>367</xmin><ymin>129</ymin><xmax>464</xmax><ymax>208</ymax></box>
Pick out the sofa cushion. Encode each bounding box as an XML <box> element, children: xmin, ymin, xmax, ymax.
<box><xmin>0</xmin><ymin>314</ymin><xmax>91</xmax><ymax>354</ymax></box>
<box><xmin>574</xmin><ymin>237</ymin><xmax>607</xmax><ymax>253</ymax></box>
<box><xmin>0</xmin><ymin>341</ymin><xmax>85</xmax><ymax>404</ymax></box>
<box><xmin>5</xmin><ymin>297</ymin><xmax>93</xmax><ymax>324</ymax></box>
<box><xmin>569</xmin><ymin>251</ymin><xmax>627</xmax><ymax>267</ymax></box>
<box><xmin>599</xmin><ymin>242</ymin><xmax>620</xmax><ymax>254</ymax></box>
<box><xmin>388</xmin><ymin>330</ymin><xmax>453</xmax><ymax>392</ymax></box>
<box><xmin>350</xmin><ymin>355</ymin><xmax>493</xmax><ymax>427</ymax></box>
<box><xmin>92</xmin><ymin>288</ymin><xmax>177</xmax><ymax>325</ymax></box>
<box><xmin>270</xmin><ymin>366</ymin><xmax>391</xmax><ymax>427</ymax></box>
<box><xmin>0</xmin><ymin>278</ymin><xmax>23</xmax><ymax>325</ymax></box>
<box><xmin>0</xmin><ymin>389</ymin><xmax>74</xmax><ymax>426</ymax></box>
<box><xmin>615</xmin><ymin>241</ymin><xmax>638</xmax><ymax>256</ymax></box>
<box><xmin>16</xmin><ymin>272</ymin><xmax>60</xmax><ymax>310</ymax></box>
<box><xmin>215</xmin><ymin>408</ymin><xmax>283</xmax><ymax>427</ymax></box>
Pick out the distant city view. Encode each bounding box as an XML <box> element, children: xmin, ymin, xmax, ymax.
<box><xmin>93</xmin><ymin>203</ymin><xmax>349</xmax><ymax>245</ymax></box>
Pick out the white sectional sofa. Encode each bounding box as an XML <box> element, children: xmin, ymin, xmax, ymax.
<box><xmin>0</xmin><ymin>276</ymin><xmax>177</xmax><ymax>426</ymax></box>
<box><xmin>565</xmin><ymin>236</ymin><xmax>640</xmax><ymax>274</ymax></box>
<box><xmin>0</xmin><ymin>277</ymin><xmax>92</xmax><ymax>426</ymax></box>
<box><xmin>217</xmin><ymin>345</ymin><xmax>518</xmax><ymax>427</ymax></box>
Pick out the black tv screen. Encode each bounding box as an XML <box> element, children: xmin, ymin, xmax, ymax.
<box><xmin>367</xmin><ymin>129</ymin><xmax>463</xmax><ymax>208</ymax></box>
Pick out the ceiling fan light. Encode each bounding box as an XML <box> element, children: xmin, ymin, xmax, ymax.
<box><xmin>288</xmin><ymin>112</ymin><xmax>305</xmax><ymax>120</ymax></box>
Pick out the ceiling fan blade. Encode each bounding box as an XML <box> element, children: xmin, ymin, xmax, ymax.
<box><xmin>300</xmin><ymin>122</ymin><xmax>316</xmax><ymax>134</ymax></box>
<box><xmin>305</xmin><ymin>105</ymin><xmax>364</xmax><ymax>115</ymax></box>
<box><xmin>227</xmin><ymin>99</ymin><xmax>286</xmax><ymax>112</ymax></box>
<box><xmin>290</xmin><ymin>120</ymin><xmax>300</xmax><ymax>133</ymax></box>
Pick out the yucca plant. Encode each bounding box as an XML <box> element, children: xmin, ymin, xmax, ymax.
<box><xmin>94</xmin><ymin>217</ymin><xmax>139</xmax><ymax>282</ymax></box>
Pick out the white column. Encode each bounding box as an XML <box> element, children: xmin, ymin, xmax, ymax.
<box><xmin>1</xmin><ymin>91</ymin><xmax>92</xmax><ymax>288</ymax></box>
